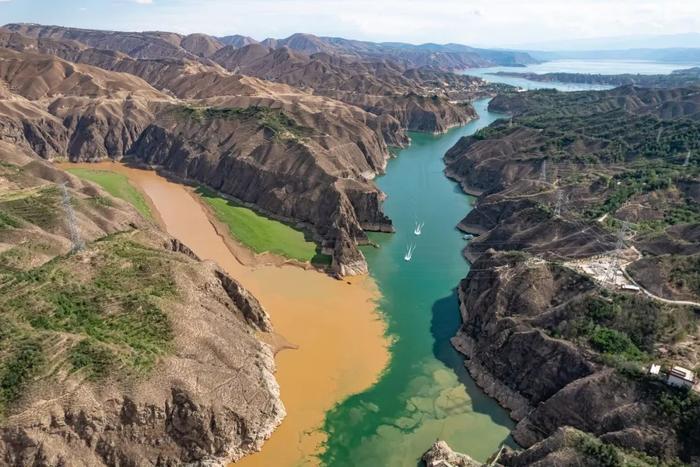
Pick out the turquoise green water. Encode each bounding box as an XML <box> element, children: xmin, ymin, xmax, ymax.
<box><xmin>321</xmin><ymin>99</ymin><xmax>513</xmax><ymax>466</ymax></box>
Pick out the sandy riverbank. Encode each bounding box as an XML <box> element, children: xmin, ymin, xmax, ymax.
<box><xmin>60</xmin><ymin>161</ymin><xmax>391</xmax><ymax>466</ymax></box>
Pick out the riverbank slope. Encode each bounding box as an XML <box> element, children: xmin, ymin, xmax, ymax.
<box><xmin>63</xmin><ymin>162</ymin><xmax>391</xmax><ymax>466</ymax></box>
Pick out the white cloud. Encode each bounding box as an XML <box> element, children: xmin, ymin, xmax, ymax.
<box><xmin>4</xmin><ymin>0</ymin><xmax>698</xmax><ymax>48</ymax></box>
<box><xmin>134</xmin><ymin>0</ymin><xmax>700</xmax><ymax>47</ymax></box>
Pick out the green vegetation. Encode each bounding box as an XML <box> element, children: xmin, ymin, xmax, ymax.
<box><xmin>574</xmin><ymin>433</ymin><xmax>624</xmax><ymax>466</ymax></box>
<box><xmin>655</xmin><ymin>388</ymin><xmax>700</xmax><ymax>461</ymax></box>
<box><xmin>0</xmin><ymin>186</ymin><xmax>60</xmax><ymax>230</ymax></box>
<box><xmin>571</xmin><ymin>430</ymin><xmax>660</xmax><ymax>467</ymax></box>
<box><xmin>490</xmin><ymin>88</ymin><xmax>700</xmax><ymax>167</ymax></box>
<box><xmin>0</xmin><ymin>235</ymin><xmax>176</xmax><ymax>416</ymax></box>
<box><xmin>584</xmin><ymin>163</ymin><xmax>700</xmax><ymax>222</ymax></box>
<box><xmin>556</xmin><ymin>293</ymin><xmax>693</xmax><ymax>363</ymax></box>
<box><xmin>668</xmin><ymin>255</ymin><xmax>700</xmax><ymax>297</ymax></box>
<box><xmin>197</xmin><ymin>187</ymin><xmax>327</xmax><ymax>263</ymax></box>
<box><xmin>0</xmin><ymin>210</ymin><xmax>21</xmax><ymax>230</ymax></box>
<box><xmin>0</xmin><ymin>337</ymin><xmax>43</xmax><ymax>416</ymax></box>
<box><xmin>66</xmin><ymin>168</ymin><xmax>153</xmax><ymax>220</ymax></box>
<box><xmin>589</xmin><ymin>327</ymin><xmax>644</xmax><ymax>360</ymax></box>
<box><xmin>69</xmin><ymin>339</ymin><xmax>114</xmax><ymax>380</ymax></box>
<box><xmin>174</xmin><ymin>105</ymin><xmax>310</xmax><ymax>142</ymax></box>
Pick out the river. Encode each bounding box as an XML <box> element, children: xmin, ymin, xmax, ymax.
<box><xmin>320</xmin><ymin>99</ymin><xmax>512</xmax><ymax>466</ymax></box>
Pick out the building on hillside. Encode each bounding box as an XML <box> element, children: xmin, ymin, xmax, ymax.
<box><xmin>649</xmin><ymin>364</ymin><xmax>661</xmax><ymax>376</ymax></box>
<box><xmin>667</xmin><ymin>366</ymin><xmax>695</xmax><ymax>389</ymax></box>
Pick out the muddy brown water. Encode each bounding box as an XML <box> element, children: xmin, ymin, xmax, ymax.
<box><xmin>61</xmin><ymin>162</ymin><xmax>390</xmax><ymax>466</ymax></box>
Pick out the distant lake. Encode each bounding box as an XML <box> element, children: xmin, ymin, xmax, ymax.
<box><xmin>464</xmin><ymin>59</ymin><xmax>697</xmax><ymax>90</ymax></box>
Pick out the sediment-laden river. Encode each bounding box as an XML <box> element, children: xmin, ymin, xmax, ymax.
<box><xmin>60</xmin><ymin>162</ymin><xmax>390</xmax><ymax>467</ymax></box>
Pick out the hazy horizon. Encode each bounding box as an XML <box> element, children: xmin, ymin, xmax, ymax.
<box><xmin>1</xmin><ymin>0</ymin><xmax>699</xmax><ymax>50</ymax></box>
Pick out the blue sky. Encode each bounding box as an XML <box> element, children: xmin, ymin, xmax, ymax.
<box><xmin>1</xmin><ymin>0</ymin><xmax>699</xmax><ymax>48</ymax></box>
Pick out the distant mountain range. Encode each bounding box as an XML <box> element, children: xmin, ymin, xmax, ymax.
<box><xmin>1</xmin><ymin>23</ymin><xmax>537</xmax><ymax>70</ymax></box>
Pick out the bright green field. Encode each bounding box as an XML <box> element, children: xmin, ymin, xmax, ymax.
<box><xmin>197</xmin><ymin>187</ymin><xmax>326</xmax><ymax>263</ymax></box>
<box><xmin>66</xmin><ymin>168</ymin><xmax>153</xmax><ymax>220</ymax></box>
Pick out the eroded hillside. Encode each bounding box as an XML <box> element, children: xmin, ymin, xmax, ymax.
<box><xmin>0</xmin><ymin>144</ymin><xmax>283</xmax><ymax>466</ymax></box>
<box><xmin>440</xmin><ymin>85</ymin><xmax>700</xmax><ymax>465</ymax></box>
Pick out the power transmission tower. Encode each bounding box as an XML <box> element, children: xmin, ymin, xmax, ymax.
<box><xmin>554</xmin><ymin>190</ymin><xmax>566</xmax><ymax>218</ymax></box>
<box><xmin>684</xmin><ymin>151</ymin><xmax>692</xmax><ymax>167</ymax></box>
<box><xmin>656</xmin><ymin>127</ymin><xmax>663</xmax><ymax>143</ymax></box>
<box><xmin>61</xmin><ymin>183</ymin><xmax>84</xmax><ymax>253</ymax></box>
<box><xmin>539</xmin><ymin>159</ymin><xmax>547</xmax><ymax>184</ymax></box>
<box><xmin>605</xmin><ymin>221</ymin><xmax>629</xmax><ymax>285</ymax></box>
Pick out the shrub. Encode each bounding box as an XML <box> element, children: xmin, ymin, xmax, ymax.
<box><xmin>590</xmin><ymin>327</ymin><xmax>643</xmax><ymax>360</ymax></box>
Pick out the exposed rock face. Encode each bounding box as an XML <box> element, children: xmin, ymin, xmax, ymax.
<box><xmin>0</xmin><ymin>47</ymin><xmax>168</xmax><ymax>162</ymax></box>
<box><xmin>0</xmin><ymin>251</ymin><xmax>284</xmax><ymax>467</ymax></box>
<box><xmin>255</xmin><ymin>33</ymin><xmax>538</xmax><ymax>71</ymax></box>
<box><xmin>452</xmin><ymin>252</ymin><xmax>597</xmax><ymax>418</ymax></box>
<box><xmin>0</xmin><ymin>25</ymin><xmax>491</xmax><ymax>136</ymax></box>
<box><xmin>422</xmin><ymin>440</ymin><xmax>483</xmax><ymax>467</ymax></box>
<box><xmin>127</xmin><ymin>102</ymin><xmax>392</xmax><ymax>273</ymax></box>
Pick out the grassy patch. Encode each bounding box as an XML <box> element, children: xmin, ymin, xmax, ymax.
<box><xmin>69</xmin><ymin>339</ymin><xmax>115</xmax><ymax>380</ymax></box>
<box><xmin>551</xmin><ymin>292</ymin><xmax>694</xmax><ymax>364</ymax></box>
<box><xmin>174</xmin><ymin>105</ymin><xmax>310</xmax><ymax>142</ymax></box>
<box><xmin>571</xmin><ymin>430</ymin><xmax>660</xmax><ymax>466</ymax></box>
<box><xmin>0</xmin><ymin>337</ymin><xmax>43</xmax><ymax>416</ymax></box>
<box><xmin>0</xmin><ymin>235</ymin><xmax>176</xmax><ymax>415</ymax></box>
<box><xmin>0</xmin><ymin>186</ymin><xmax>60</xmax><ymax>229</ymax></box>
<box><xmin>0</xmin><ymin>210</ymin><xmax>21</xmax><ymax>230</ymax></box>
<box><xmin>66</xmin><ymin>168</ymin><xmax>153</xmax><ymax>220</ymax></box>
<box><xmin>196</xmin><ymin>187</ymin><xmax>325</xmax><ymax>263</ymax></box>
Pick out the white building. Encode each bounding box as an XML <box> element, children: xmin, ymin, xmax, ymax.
<box><xmin>649</xmin><ymin>364</ymin><xmax>661</xmax><ymax>376</ymax></box>
<box><xmin>667</xmin><ymin>366</ymin><xmax>695</xmax><ymax>389</ymax></box>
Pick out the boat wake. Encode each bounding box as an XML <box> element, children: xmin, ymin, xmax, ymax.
<box><xmin>404</xmin><ymin>243</ymin><xmax>416</xmax><ymax>261</ymax></box>
<box><xmin>414</xmin><ymin>221</ymin><xmax>424</xmax><ymax>236</ymax></box>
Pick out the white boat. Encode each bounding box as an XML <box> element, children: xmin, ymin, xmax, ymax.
<box><xmin>414</xmin><ymin>222</ymin><xmax>424</xmax><ymax>236</ymax></box>
<box><xmin>462</xmin><ymin>233</ymin><xmax>473</xmax><ymax>240</ymax></box>
<box><xmin>404</xmin><ymin>243</ymin><xmax>415</xmax><ymax>261</ymax></box>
